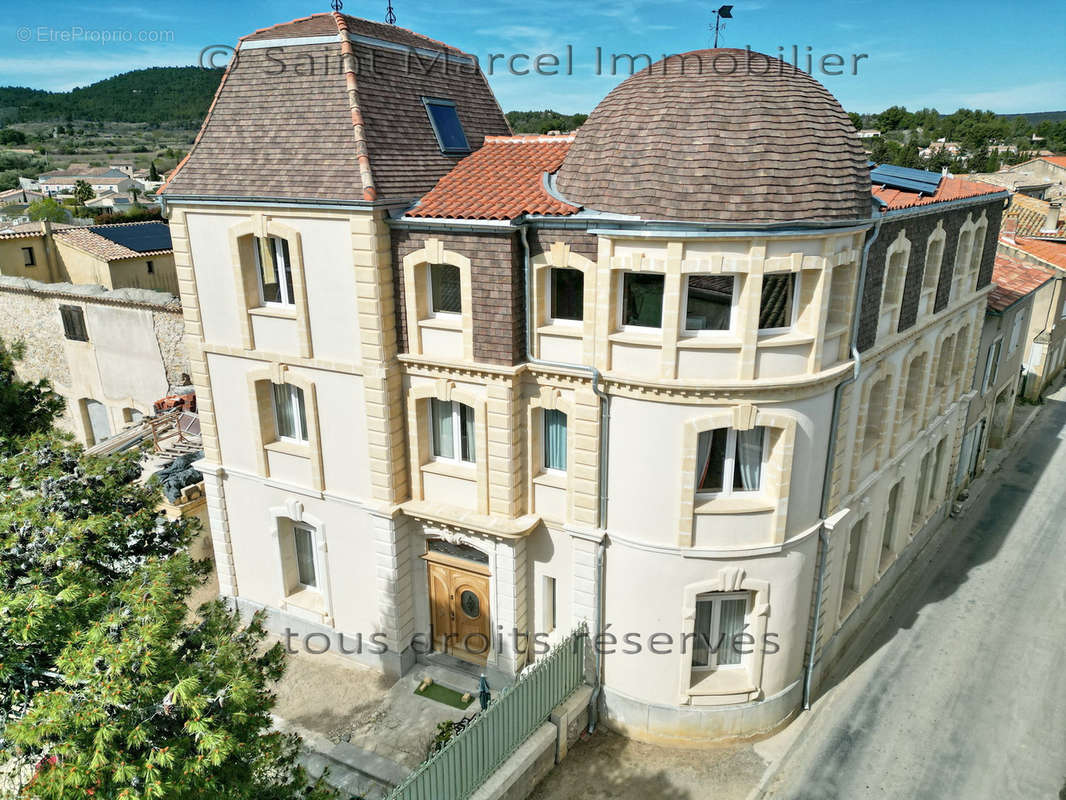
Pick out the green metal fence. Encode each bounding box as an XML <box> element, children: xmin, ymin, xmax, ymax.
<box><xmin>387</xmin><ymin>623</ymin><xmax>589</xmax><ymax>800</ymax></box>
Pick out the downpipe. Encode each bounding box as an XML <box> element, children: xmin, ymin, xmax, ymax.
<box><xmin>802</xmin><ymin>211</ymin><xmax>882</xmax><ymax>710</ymax></box>
<box><xmin>518</xmin><ymin>225</ymin><xmax>609</xmax><ymax>733</ymax></box>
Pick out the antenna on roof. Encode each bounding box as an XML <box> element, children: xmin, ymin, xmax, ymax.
<box><xmin>385</xmin><ymin>0</ymin><xmax>396</xmax><ymax>24</ymax></box>
<box><xmin>711</xmin><ymin>5</ymin><xmax>733</xmax><ymax>48</ymax></box>
<box><xmin>330</xmin><ymin>0</ymin><xmax>342</xmax><ymax>10</ymax></box>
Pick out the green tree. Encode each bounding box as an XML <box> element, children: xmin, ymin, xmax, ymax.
<box><xmin>26</xmin><ymin>197</ymin><xmax>69</xmax><ymax>223</ymax></box>
<box><xmin>149</xmin><ymin>160</ymin><xmax>160</xmax><ymax>181</ymax></box>
<box><xmin>0</xmin><ymin>128</ymin><xmax>28</xmax><ymax>145</ymax></box>
<box><xmin>847</xmin><ymin>112</ymin><xmax>863</xmax><ymax>131</ymax></box>
<box><xmin>0</xmin><ymin>338</ymin><xmax>64</xmax><ymax>445</ymax></box>
<box><xmin>72</xmin><ymin>179</ymin><xmax>95</xmax><ymax>204</ymax></box>
<box><xmin>0</xmin><ymin>434</ymin><xmax>337</xmax><ymax>799</ymax></box>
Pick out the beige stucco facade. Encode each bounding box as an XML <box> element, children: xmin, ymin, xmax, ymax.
<box><xmin>0</xmin><ymin>276</ymin><xmax>187</xmax><ymax>446</ymax></box>
<box><xmin>166</xmin><ymin>175</ymin><xmax>1001</xmax><ymax>744</ymax></box>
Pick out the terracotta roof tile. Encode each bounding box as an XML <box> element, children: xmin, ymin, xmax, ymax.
<box><xmin>408</xmin><ymin>135</ymin><xmax>578</xmax><ymax>220</ymax></box>
<box><xmin>1003</xmin><ymin>192</ymin><xmax>1066</xmax><ymax>238</ymax></box>
<box><xmin>988</xmin><ymin>253</ymin><xmax>1054</xmax><ymax>311</ymax></box>
<box><xmin>872</xmin><ymin>175</ymin><xmax>1005</xmax><ymax>210</ymax></box>
<box><xmin>1004</xmin><ymin>235</ymin><xmax>1066</xmax><ymax>271</ymax></box>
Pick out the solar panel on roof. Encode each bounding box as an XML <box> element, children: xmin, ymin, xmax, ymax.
<box><xmin>88</xmin><ymin>222</ymin><xmax>171</xmax><ymax>253</ymax></box>
<box><xmin>870</xmin><ymin>163</ymin><xmax>942</xmax><ymax>196</ymax></box>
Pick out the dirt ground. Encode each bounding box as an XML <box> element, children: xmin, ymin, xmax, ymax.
<box><xmin>529</xmin><ymin>727</ymin><xmax>768</xmax><ymax>800</ymax></box>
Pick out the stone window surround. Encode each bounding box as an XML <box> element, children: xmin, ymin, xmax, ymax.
<box><xmin>677</xmin><ymin>567</ymin><xmax>770</xmax><ymax>704</ymax></box>
<box><xmin>922</xmin><ymin>221</ymin><xmax>947</xmax><ymax>304</ymax></box>
<box><xmin>893</xmin><ymin>344</ymin><xmax>931</xmax><ymax>454</ymax></box>
<box><xmin>531</xmin><ymin>242</ymin><xmax>597</xmax><ymax>364</ymax></box>
<box><xmin>227</xmin><ymin>215</ymin><xmax>313</xmax><ymax>359</ymax></box>
<box><xmin>852</xmin><ymin>363</ymin><xmax>898</xmax><ymax>489</ymax></box>
<box><xmin>878</xmin><ymin>229</ymin><xmax>912</xmax><ymax>337</ymax></box>
<box><xmin>838</xmin><ymin>509</ymin><xmax>869</xmax><ymax>623</ymax></box>
<box><xmin>269</xmin><ymin>499</ymin><xmax>334</xmax><ymax>625</ymax></box>
<box><xmin>593</xmin><ymin>237</ymin><xmax>855</xmax><ymax>382</ymax></box>
<box><xmin>677</xmin><ymin>403</ymin><xmax>797</xmax><ymax>547</ymax></box>
<box><xmin>406</xmin><ymin>379</ymin><xmax>490</xmax><ymax>515</ymax></box>
<box><xmin>950</xmin><ymin>211</ymin><xmax>987</xmax><ymax>303</ymax></box>
<box><xmin>526</xmin><ymin>386</ymin><xmax>576</xmax><ymax>522</ymax></box>
<box><xmin>401</xmin><ymin>239</ymin><xmax>474</xmax><ymax>362</ymax></box>
<box><xmin>247</xmin><ymin>363</ymin><xmax>325</xmax><ymax>492</ymax></box>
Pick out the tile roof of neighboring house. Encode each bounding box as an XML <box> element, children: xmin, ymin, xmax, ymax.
<box><xmin>554</xmin><ymin>49</ymin><xmax>871</xmax><ymax>224</ymax></box>
<box><xmin>872</xmin><ymin>175</ymin><xmax>1005</xmax><ymax>210</ymax></box>
<box><xmin>1004</xmin><ymin>235</ymin><xmax>1066</xmax><ymax>271</ymax></box>
<box><xmin>1038</xmin><ymin>156</ymin><xmax>1066</xmax><ymax>169</ymax></box>
<box><xmin>1004</xmin><ymin>192</ymin><xmax>1066</xmax><ymax>239</ymax></box>
<box><xmin>55</xmin><ymin>221</ymin><xmax>172</xmax><ymax>261</ymax></box>
<box><xmin>38</xmin><ymin>167</ymin><xmax>130</xmax><ymax>182</ymax></box>
<box><xmin>163</xmin><ymin>13</ymin><xmax>509</xmax><ymax>202</ymax></box>
<box><xmin>0</xmin><ymin>222</ymin><xmax>78</xmax><ymax>238</ymax></box>
<box><xmin>988</xmin><ymin>253</ymin><xmax>1054</xmax><ymax>312</ymax></box>
<box><xmin>407</xmin><ymin>135</ymin><xmax>578</xmax><ymax>220</ymax></box>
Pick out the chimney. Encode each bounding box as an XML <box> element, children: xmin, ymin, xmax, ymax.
<box><xmin>1041</xmin><ymin>202</ymin><xmax>1061</xmax><ymax>234</ymax></box>
<box><xmin>1002</xmin><ymin>217</ymin><xmax>1017</xmax><ymax>243</ymax></box>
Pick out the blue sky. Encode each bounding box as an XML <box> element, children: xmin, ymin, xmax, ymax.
<box><xmin>1</xmin><ymin>0</ymin><xmax>1064</xmax><ymax>115</ymax></box>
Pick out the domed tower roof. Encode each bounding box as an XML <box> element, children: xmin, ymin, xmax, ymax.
<box><xmin>554</xmin><ymin>49</ymin><xmax>871</xmax><ymax>224</ymax></box>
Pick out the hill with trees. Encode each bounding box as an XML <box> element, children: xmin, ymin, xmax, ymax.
<box><xmin>506</xmin><ymin>110</ymin><xmax>588</xmax><ymax>134</ymax></box>
<box><xmin>0</xmin><ymin>67</ymin><xmax>224</xmax><ymax>125</ymax></box>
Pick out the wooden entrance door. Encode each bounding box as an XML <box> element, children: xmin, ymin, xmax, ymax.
<box><xmin>426</xmin><ymin>559</ymin><xmax>491</xmax><ymax>665</ymax></box>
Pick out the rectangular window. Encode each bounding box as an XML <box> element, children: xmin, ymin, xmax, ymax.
<box><xmin>692</xmin><ymin>593</ymin><xmax>747</xmax><ymax>669</ymax></box>
<box><xmin>622</xmin><ymin>272</ymin><xmax>665</xmax><ymax>328</ymax></box>
<box><xmin>430</xmin><ymin>398</ymin><xmax>475</xmax><ymax>463</ymax></box>
<box><xmin>422</xmin><ymin>97</ymin><xmax>470</xmax><ymax>154</ymax></box>
<box><xmin>759</xmin><ymin>273</ymin><xmax>797</xmax><ymax>331</ymax></box>
<box><xmin>1008</xmin><ymin>314</ymin><xmax>1024</xmax><ymax>354</ymax></box>
<box><xmin>550</xmin><ymin>268</ymin><xmax>584</xmax><ymax>322</ymax></box>
<box><xmin>272</xmin><ymin>383</ymin><xmax>308</xmax><ymax>443</ymax></box>
<box><xmin>542</xmin><ymin>576</ymin><xmax>557</xmax><ymax>634</ymax></box>
<box><xmin>684</xmin><ymin>275</ymin><xmax>734</xmax><ymax>331</ymax></box>
<box><xmin>543</xmin><ymin>409</ymin><xmax>567</xmax><ymax>472</ymax></box>
<box><xmin>59</xmin><ymin>305</ymin><xmax>88</xmax><ymax>341</ymax></box>
<box><xmin>844</xmin><ymin>517</ymin><xmax>866</xmax><ymax>596</ymax></box>
<box><xmin>429</xmin><ymin>263</ymin><xmax>462</xmax><ymax>315</ymax></box>
<box><xmin>255</xmin><ymin>236</ymin><xmax>295</xmax><ymax>306</ymax></box>
<box><xmin>696</xmin><ymin>427</ymin><xmax>765</xmax><ymax>495</ymax></box>
<box><xmin>22</xmin><ymin>246</ymin><xmax>35</xmax><ymax>266</ymax></box>
<box><xmin>146</xmin><ymin>260</ymin><xmax>154</xmax><ymax>274</ymax></box>
<box><xmin>982</xmin><ymin>339</ymin><xmax>1002</xmax><ymax>393</ymax></box>
<box><xmin>293</xmin><ymin>524</ymin><xmax>317</xmax><ymax>588</ymax></box>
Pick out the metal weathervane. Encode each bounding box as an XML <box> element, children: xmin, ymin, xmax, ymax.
<box><xmin>711</xmin><ymin>4</ymin><xmax>733</xmax><ymax>48</ymax></box>
<box><xmin>386</xmin><ymin>0</ymin><xmax>396</xmax><ymax>24</ymax></box>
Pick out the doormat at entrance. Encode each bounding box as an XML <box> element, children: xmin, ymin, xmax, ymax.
<box><xmin>414</xmin><ymin>681</ymin><xmax>474</xmax><ymax>710</ymax></box>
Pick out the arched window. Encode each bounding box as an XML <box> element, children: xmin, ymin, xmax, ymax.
<box><xmin>923</xmin><ymin>234</ymin><xmax>944</xmax><ymax>293</ymax></box>
<box><xmin>902</xmin><ymin>353</ymin><xmax>927</xmax><ymax>418</ymax></box>
<box><xmin>935</xmin><ymin>335</ymin><xmax>955</xmax><ymax>389</ymax></box>
<box><xmin>862</xmin><ymin>377</ymin><xmax>889</xmax><ymax>455</ymax></box>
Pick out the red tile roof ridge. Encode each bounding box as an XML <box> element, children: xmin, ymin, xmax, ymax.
<box><xmin>484</xmin><ymin>134</ymin><xmax>577</xmax><ymax>144</ymax></box>
<box><xmin>332</xmin><ymin>13</ymin><xmax>378</xmax><ymax>201</ymax></box>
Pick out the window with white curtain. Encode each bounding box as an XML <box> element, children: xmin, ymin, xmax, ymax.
<box><xmin>293</xmin><ymin>523</ymin><xmax>317</xmax><ymax>588</ymax></box>
<box><xmin>542</xmin><ymin>409</ymin><xmax>567</xmax><ymax>472</ymax></box>
<box><xmin>695</xmin><ymin>426</ymin><xmax>766</xmax><ymax>496</ymax></box>
<box><xmin>272</xmin><ymin>383</ymin><xmax>308</xmax><ymax>442</ymax></box>
<box><xmin>430</xmin><ymin>398</ymin><xmax>475</xmax><ymax>463</ymax></box>
<box><xmin>429</xmin><ymin>263</ymin><xmax>462</xmax><ymax>315</ymax></box>
<box><xmin>692</xmin><ymin>592</ymin><xmax>748</xmax><ymax>669</ymax></box>
<box><xmin>254</xmin><ymin>236</ymin><xmax>295</xmax><ymax>306</ymax></box>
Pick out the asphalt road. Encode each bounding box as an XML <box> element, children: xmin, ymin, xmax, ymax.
<box><xmin>762</xmin><ymin>390</ymin><xmax>1066</xmax><ymax>800</ymax></box>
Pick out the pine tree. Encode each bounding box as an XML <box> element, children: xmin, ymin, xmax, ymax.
<box><xmin>0</xmin><ymin>337</ymin><xmax>65</xmax><ymax>447</ymax></box>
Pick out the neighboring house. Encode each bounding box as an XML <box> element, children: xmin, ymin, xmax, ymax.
<box><xmin>0</xmin><ymin>275</ymin><xmax>187</xmax><ymax>446</ymax></box>
<box><xmin>36</xmin><ymin>166</ymin><xmax>142</xmax><ymax>198</ymax></box>
<box><xmin>162</xmin><ymin>15</ymin><xmax>1007</xmax><ymax>744</ymax></box>
<box><xmin>0</xmin><ymin>221</ymin><xmax>177</xmax><ymax>295</ymax></box>
<box><xmin>0</xmin><ymin>187</ymin><xmax>45</xmax><ymax>206</ymax></box>
<box><xmin>971</xmin><ymin>156</ymin><xmax>1066</xmax><ymax>201</ymax></box>
<box><xmin>958</xmin><ymin>254</ymin><xmax>1052</xmax><ymax>489</ymax></box>
<box><xmin>997</xmin><ymin>200</ymin><xmax>1066</xmax><ymax>399</ymax></box>
<box><xmin>919</xmin><ymin>138</ymin><xmax>961</xmax><ymax>159</ymax></box>
<box><xmin>856</xmin><ymin>129</ymin><xmax>880</xmax><ymax>139</ymax></box>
